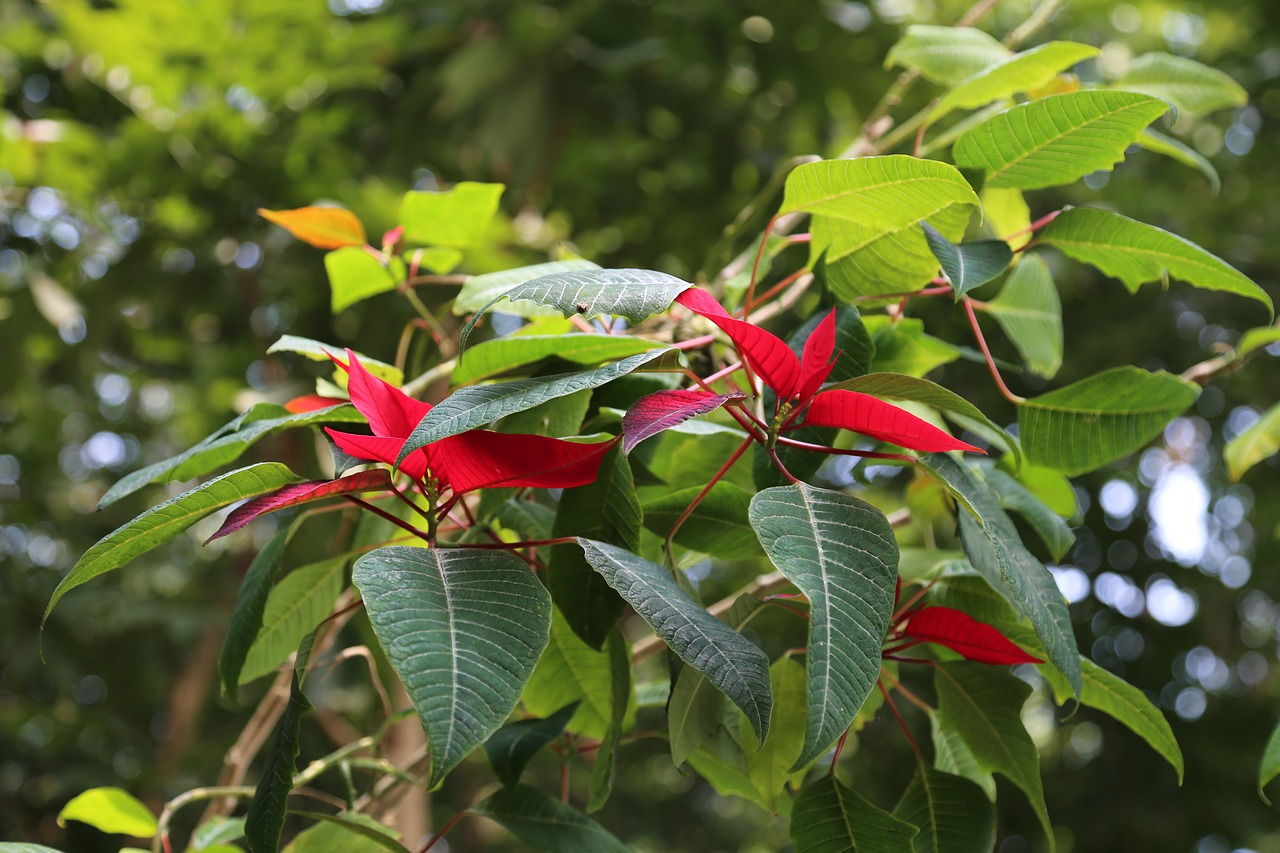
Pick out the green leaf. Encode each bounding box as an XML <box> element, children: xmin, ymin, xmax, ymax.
<box><xmin>984</xmin><ymin>254</ymin><xmax>1063</xmax><ymax>379</ymax></box>
<box><xmin>1039</xmin><ymin>207</ymin><xmax>1272</xmax><ymax>312</ymax></box>
<box><xmin>1117</xmin><ymin>52</ymin><xmax>1248</xmax><ymax>117</ymax></box>
<box><xmin>353</xmin><ymin>546</ymin><xmax>551</xmax><ymax>788</ymax></box>
<box><xmin>284</xmin><ymin>812</ymin><xmax>408</xmax><ymax>853</ymax></box>
<box><xmin>1260</xmin><ymin>719</ymin><xmax>1280</xmax><ymax>802</ymax></box>
<box><xmin>325</xmin><ymin>246</ymin><xmax>407</xmax><ymax>314</ymax></box>
<box><xmin>472</xmin><ymin>784</ymin><xmax>630</xmax><ymax>853</ymax></box>
<box><xmin>982</xmin><ymin>468</ymin><xmax>1075</xmax><ymax>561</ymax></box>
<box><xmin>740</xmin><ymin>656</ymin><xmax>808</xmax><ymax>813</ymax></box>
<box><xmin>239</xmin><ymin>556</ymin><xmax>346</xmax><ymax>685</ymax></box>
<box><xmin>953</xmin><ymin>91</ymin><xmax>1168</xmax><ymax>190</ymax></box>
<box><xmin>884</xmin><ymin>25</ymin><xmax>1010</xmax><ymax>84</ymax></box>
<box><xmin>192</xmin><ymin>816</ymin><xmax>247</xmax><ymax>851</ymax></box>
<box><xmin>523</xmin><ymin>606</ymin><xmax>625</xmax><ymax>740</ymax></box>
<box><xmin>460</xmin><ymin>268</ymin><xmax>690</xmax><ymax>353</ymax></box>
<box><xmin>499</xmin><ymin>389</ymin><xmax>591</xmax><ymax>438</ymax></box>
<box><xmin>641</xmin><ymin>482</ymin><xmax>764</xmax><ymax>560</ymax></box>
<box><xmin>0</xmin><ymin>845</ymin><xmax>67</xmax><ymax>852</ymax></box>
<box><xmin>577</xmin><ymin>538</ymin><xmax>773</xmax><ymax>742</ymax></box>
<box><xmin>267</xmin><ymin>335</ymin><xmax>403</xmax><ymax>386</ymax></box>
<box><xmin>454</xmin><ymin>259</ymin><xmax>600</xmax><ymax>317</ymax></box>
<box><xmin>980</xmin><ymin>187</ymin><xmax>1031</xmax><ymax>248</ymax></box>
<box><xmin>454</xmin><ymin>334</ymin><xmax>664</xmax><ymax>384</ymax></box>
<box><xmin>417</xmin><ymin>246</ymin><xmax>464</xmax><ymax>275</ymax></box>
<box><xmin>99</xmin><ymin>404</ymin><xmax>363</xmax><ymax>508</ymax></box>
<box><xmin>1018</xmin><ymin>366</ymin><xmax>1200</xmax><ymax>475</ymax></box>
<box><xmin>1041</xmin><ymin>656</ymin><xmax>1183</xmax><ymax>783</ymax></box>
<box><xmin>749</xmin><ymin>484</ymin><xmax>898</xmax><ymax>769</ymax></box>
<box><xmin>245</xmin><ymin>673</ymin><xmax>311</xmax><ymax>853</ymax></box>
<box><xmin>1137</xmin><ymin>129</ymin><xmax>1221</xmax><ymax>193</ymax></box>
<box><xmin>485</xmin><ymin>702</ymin><xmax>580</xmax><ymax>788</ymax></box>
<box><xmin>921</xmin><ymin>456</ymin><xmax>1080</xmax><ymax>696</ymax></box>
<box><xmin>929</xmin><ymin>41</ymin><xmax>1101</xmax><ymax>123</ymax></box>
<box><xmin>790</xmin><ymin>776</ymin><xmax>920</xmax><ymax>853</ymax></box>
<box><xmin>399</xmin><ymin>182</ymin><xmax>504</xmax><ymax>247</ymax></box>
<box><xmin>1225</xmin><ymin>401</ymin><xmax>1280</xmax><ymax>481</ymax></box>
<box><xmin>219</xmin><ymin>529</ymin><xmax>290</xmax><ymax>702</ymax></box>
<box><xmin>399</xmin><ymin>348</ymin><xmax>674</xmax><ymax>458</ymax></box>
<box><xmin>922</xmin><ymin>222</ymin><xmax>1013</xmax><ymax>299</ymax></box>
<box><xmin>930</xmin><ymin>711</ymin><xmax>995</xmax><ymax>800</ymax></box>
<box><xmin>862</xmin><ymin>317</ymin><xmax>961</xmax><ymax>378</ymax></box>
<box><xmin>588</xmin><ymin>628</ymin><xmax>632</xmax><ymax>813</ymax></box>
<box><xmin>893</xmin><ymin>766</ymin><xmax>996</xmax><ymax>853</ymax></box>
<box><xmin>57</xmin><ymin>787</ymin><xmax>157</xmax><ymax>838</ymax></box>
<box><xmin>1237</xmin><ymin>326</ymin><xmax>1280</xmax><ymax>358</ymax></box>
<box><xmin>46</xmin><ymin>463</ymin><xmax>301</xmax><ymax>625</ymax></box>
<box><xmin>548</xmin><ymin>444</ymin><xmax>640</xmax><ymax>648</ymax></box>
<box><xmin>934</xmin><ymin>663</ymin><xmax>1052</xmax><ymax>848</ymax></box>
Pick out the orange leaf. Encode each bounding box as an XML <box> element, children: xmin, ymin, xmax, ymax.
<box><xmin>258</xmin><ymin>206</ymin><xmax>367</xmax><ymax>249</ymax></box>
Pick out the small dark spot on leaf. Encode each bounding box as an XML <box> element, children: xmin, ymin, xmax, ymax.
<box><xmin>575</xmin><ymin>301</ymin><xmax>589</xmax><ymax>313</ymax></box>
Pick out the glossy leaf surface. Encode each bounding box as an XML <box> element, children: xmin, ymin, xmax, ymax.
<box><xmin>922</xmin><ymin>222</ymin><xmax>1013</xmax><ymax>299</ymax></box>
<box><xmin>484</xmin><ymin>702</ymin><xmax>579</xmax><ymax>788</ymax></box>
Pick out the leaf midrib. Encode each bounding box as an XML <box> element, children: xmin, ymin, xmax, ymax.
<box><xmin>986</xmin><ymin>97</ymin><xmax>1161</xmax><ymax>183</ymax></box>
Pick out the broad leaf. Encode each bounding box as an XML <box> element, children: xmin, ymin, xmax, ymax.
<box><xmin>863</xmin><ymin>317</ymin><xmax>961</xmax><ymax>378</ymax></box>
<box><xmin>982</xmin><ymin>468</ymin><xmax>1075</xmax><ymax>561</ymax></box>
<box><xmin>985</xmin><ymin>254</ymin><xmax>1063</xmax><ymax>379</ymax></box>
<box><xmin>240</xmin><ymin>557</ymin><xmax>346</xmax><ymax>685</ymax></box>
<box><xmin>641</xmin><ymin>482</ymin><xmax>764</xmax><ymax>560</ymax></box>
<box><xmin>46</xmin><ymin>463</ymin><xmax>301</xmax><ymax>625</ymax></box>
<box><xmin>749</xmin><ymin>484</ymin><xmax>898</xmax><ymax>769</ymax></box>
<box><xmin>900</xmin><ymin>606</ymin><xmax>1042</xmax><ymax>665</ymax></box>
<box><xmin>935</xmin><ymin>663</ymin><xmax>1052</xmax><ymax>847</ymax></box>
<box><xmin>523</xmin><ymin>606</ymin><xmax>626</xmax><ymax>740</ymax></box>
<box><xmin>207</xmin><ymin>470</ymin><xmax>392</xmax><ymax>542</ymax></box>
<box><xmin>790</xmin><ymin>776</ymin><xmax>920</xmax><ymax>853</ymax></box>
<box><xmin>399</xmin><ymin>182</ymin><xmax>504</xmax><ymax>247</ymax></box>
<box><xmin>1237</xmin><ymin>326</ymin><xmax>1280</xmax><ymax>359</ymax></box>
<box><xmin>1018</xmin><ymin>366</ymin><xmax>1200</xmax><ymax>475</ymax></box>
<box><xmin>259</xmin><ymin>206</ymin><xmax>366</xmax><ymax>249</ymax></box>
<box><xmin>930</xmin><ymin>711</ymin><xmax>995</xmax><ymax>800</ymax></box>
<box><xmin>922</xmin><ymin>222</ymin><xmax>1012</xmax><ymax>299</ymax></box>
<box><xmin>57</xmin><ymin>787</ymin><xmax>157</xmax><ymax>838</ymax></box>
<box><xmin>953</xmin><ymin>91</ymin><xmax>1168</xmax><ymax>190</ymax></box>
<box><xmin>1118</xmin><ymin>52</ymin><xmax>1248</xmax><ymax>116</ymax></box>
<box><xmin>577</xmin><ymin>539</ymin><xmax>773</xmax><ymax>742</ymax></box>
<box><xmin>284</xmin><ymin>812</ymin><xmax>408</xmax><ymax>853</ymax></box>
<box><xmin>622</xmin><ymin>389</ymin><xmax>745</xmax><ymax>455</ymax></box>
<box><xmin>884</xmin><ymin>25</ymin><xmax>1010</xmax><ymax>84</ymax></box>
<box><xmin>1138</xmin><ymin>129</ymin><xmax>1221</xmax><ymax>193</ymax></box>
<box><xmin>484</xmin><ymin>702</ymin><xmax>579</xmax><ymax>788</ymax></box>
<box><xmin>1225</xmin><ymin>400</ymin><xmax>1280</xmax><ymax>481</ymax></box>
<box><xmin>980</xmin><ymin>187</ymin><xmax>1031</xmax><ymax>248</ymax></box>
<box><xmin>325</xmin><ymin>246</ymin><xmax>407</xmax><ymax>313</ymax></box>
<box><xmin>1038</xmin><ymin>207</ymin><xmax>1272</xmax><ymax>312</ymax></box>
<box><xmin>893</xmin><ymin>766</ymin><xmax>996</xmax><ymax>853</ymax></box>
<box><xmin>353</xmin><ymin>546</ymin><xmax>551</xmax><ymax>788</ymax></box>
<box><xmin>739</xmin><ymin>656</ymin><xmax>808</xmax><ymax>814</ymax></box>
<box><xmin>454</xmin><ymin>334</ymin><xmax>663</xmax><ymax>384</ymax></box>
<box><xmin>399</xmin><ymin>348</ymin><xmax>673</xmax><ymax>458</ymax></box>
<box><xmin>929</xmin><ymin>41</ymin><xmax>1101</xmax><ymax>123</ymax></box>
<box><xmin>922</xmin><ymin>456</ymin><xmax>1080</xmax><ymax>695</ymax></box>
<box><xmin>267</xmin><ymin>335</ymin><xmax>403</xmax><ymax>386</ymax></box>
<box><xmin>220</xmin><ymin>529</ymin><xmax>290</xmax><ymax>702</ymax></box>
<box><xmin>454</xmin><ymin>259</ymin><xmax>599</xmax><ymax>317</ymax></box>
<box><xmin>588</xmin><ymin>628</ymin><xmax>631</xmax><ymax>813</ymax></box>
<box><xmin>472</xmin><ymin>784</ymin><xmax>630</xmax><ymax>853</ymax></box>
<box><xmin>1261</xmin><ymin>719</ymin><xmax>1280</xmax><ymax>801</ymax></box>
<box><xmin>246</xmin><ymin>674</ymin><xmax>311</xmax><ymax>853</ymax></box>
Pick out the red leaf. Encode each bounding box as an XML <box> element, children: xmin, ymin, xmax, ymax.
<box><xmin>323</xmin><ymin>428</ymin><xmax>432</xmax><ymax>481</ymax></box>
<box><xmin>436</xmin><ymin>432</ymin><xmax>615</xmax><ymax>494</ymax></box>
<box><xmin>802</xmin><ymin>389</ymin><xmax>982</xmax><ymax>453</ymax></box>
<box><xmin>621</xmin><ymin>389</ymin><xmax>746</xmax><ymax>454</ymax></box>
<box><xmin>206</xmin><ymin>469</ymin><xmax>394</xmax><ymax>542</ymax></box>
<box><xmin>285</xmin><ymin>394</ymin><xmax>348</xmax><ymax>414</ymax></box>
<box><xmin>795</xmin><ymin>309</ymin><xmax>838</xmax><ymax>402</ymax></box>
<box><xmin>899</xmin><ymin>606</ymin><xmax>1043</xmax><ymax>665</ymax></box>
<box><xmin>382</xmin><ymin>225</ymin><xmax>404</xmax><ymax>251</ymax></box>
<box><xmin>675</xmin><ymin>288</ymin><xmax>799</xmax><ymax>397</ymax></box>
<box><xmin>258</xmin><ymin>206</ymin><xmax>367</xmax><ymax>249</ymax></box>
<box><xmin>331</xmin><ymin>349</ymin><xmax>432</xmax><ymax>439</ymax></box>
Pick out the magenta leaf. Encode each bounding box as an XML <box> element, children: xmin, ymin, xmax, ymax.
<box><xmin>898</xmin><ymin>606</ymin><xmax>1043</xmax><ymax>665</ymax></box>
<box><xmin>802</xmin><ymin>389</ymin><xmax>982</xmax><ymax>453</ymax></box>
<box><xmin>621</xmin><ymin>389</ymin><xmax>746</xmax><ymax>454</ymax></box>
<box><xmin>206</xmin><ymin>469</ymin><xmax>394</xmax><ymax>542</ymax></box>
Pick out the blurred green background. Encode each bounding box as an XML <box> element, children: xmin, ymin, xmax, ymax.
<box><xmin>2</xmin><ymin>0</ymin><xmax>1278</xmax><ymax>850</ymax></box>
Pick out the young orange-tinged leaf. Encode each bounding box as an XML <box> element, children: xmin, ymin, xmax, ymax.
<box><xmin>258</xmin><ymin>206</ymin><xmax>367</xmax><ymax>249</ymax></box>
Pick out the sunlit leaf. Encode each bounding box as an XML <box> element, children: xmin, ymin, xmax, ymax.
<box><xmin>523</xmin><ymin>607</ymin><xmax>628</xmax><ymax>740</ymax></box>
<box><xmin>884</xmin><ymin>25</ymin><xmax>1010</xmax><ymax>84</ymax></box>
<box><xmin>325</xmin><ymin>246</ymin><xmax>407</xmax><ymax>314</ymax></box>
<box><xmin>57</xmin><ymin>787</ymin><xmax>157</xmax><ymax>838</ymax></box>
<box><xmin>980</xmin><ymin>187</ymin><xmax>1031</xmax><ymax>248</ymax></box>
<box><xmin>1225</xmin><ymin>401</ymin><xmax>1280</xmax><ymax>481</ymax></box>
<box><xmin>399</xmin><ymin>182</ymin><xmax>504</xmax><ymax>247</ymax></box>
<box><xmin>484</xmin><ymin>702</ymin><xmax>580</xmax><ymax>788</ymax></box>
<box><xmin>267</xmin><ymin>335</ymin><xmax>403</xmax><ymax>386</ymax></box>
<box><xmin>984</xmin><ymin>254</ymin><xmax>1062</xmax><ymax>379</ymax></box>
<box><xmin>922</xmin><ymin>222</ymin><xmax>1012</xmax><ymax>299</ymax></box>
<box><xmin>893</xmin><ymin>766</ymin><xmax>996</xmax><ymax>853</ymax></box>
<box><xmin>258</xmin><ymin>206</ymin><xmax>366</xmax><ymax>249</ymax></box>
<box><xmin>790</xmin><ymin>776</ymin><xmax>919</xmax><ymax>853</ymax></box>
<box><xmin>1118</xmin><ymin>52</ymin><xmax>1248</xmax><ymax>116</ymax></box>
<box><xmin>472</xmin><ymin>784</ymin><xmax>629</xmax><ymax>853</ymax></box>
<box><xmin>929</xmin><ymin>41</ymin><xmax>1100</xmax><ymax>123</ymax></box>
<box><xmin>862</xmin><ymin>317</ymin><xmax>962</xmax><ymax>378</ymax></box>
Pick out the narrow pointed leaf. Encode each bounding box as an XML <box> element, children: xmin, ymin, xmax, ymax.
<box><xmin>1138</xmin><ymin>129</ymin><xmax>1221</xmax><ymax>193</ymax></box>
<box><xmin>577</xmin><ymin>539</ymin><xmax>773</xmax><ymax>742</ymax></box>
<box><xmin>1039</xmin><ymin>207</ymin><xmax>1271</xmax><ymax>312</ymax></box>
<box><xmin>353</xmin><ymin>546</ymin><xmax>552</xmax><ymax>788</ymax></box>
<box><xmin>47</xmin><ymin>463</ymin><xmax>301</xmax><ymax>625</ymax></box>
<box><xmin>454</xmin><ymin>259</ymin><xmax>600</xmax><ymax>316</ymax></box>
<box><xmin>1225</xmin><ymin>400</ymin><xmax>1280</xmax><ymax>481</ymax></box>
<box><xmin>788</xmin><ymin>305</ymin><xmax>876</xmax><ymax>385</ymax></box>
<box><xmin>267</xmin><ymin>335</ymin><xmax>402</xmax><ymax>386</ymax></box>
<box><xmin>1018</xmin><ymin>366</ymin><xmax>1200</xmax><ymax>475</ymax></box>
<box><xmin>675</xmin><ymin>288</ymin><xmax>801</xmax><ymax>396</ymax></box>
<box><xmin>935</xmin><ymin>663</ymin><xmax>1052</xmax><ymax>847</ymax></box>
<box><xmin>922</xmin><ymin>223</ymin><xmax>1012</xmax><ymax>300</ymax></box>
<box><xmin>930</xmin><ymin>42</ymin><xmax>1100</xmax><ymax>122</ymax></box>
<box><xmin>239</xmin><ymin>557</ymin><xmax>346</xmax><ymax>685</ymax></box>
<box><xmin>454</xmin><ymin>334</ymin><xmax>663</xmax><ymax>384</ymax></box>
<box><xmin>207</xmin><ymin>470</ymin><xmax>392</xmax><ymax>542</ymax></box>
<box><xmin>399</xmin><ymin>181</ymin><xmax>503</xmax><ymax>248</ymax></box>
<box><xmin>623</xmin><ymin>389</ymin><xmax>745</xmax><ymax>455</ymax></box>
<box><xmin>790</xmin><ymin>776</ymin><xmax>920</xmax><ymax>853</ymax></box>
<box><xmin>900</xmin><ymin>606</ymin><xmax>1042</xmax><ymax>664</ymax></box>
<box><xmin>953</xmin><ymin>91</ymin><xmax>1169</xmax><ymax>190</ymax></box>
<box><xmin>325</xmin><ymin>246</ymin><xmax>406</xmax><ymax>314</ymax></box>
<box><xmin>749</xmin><ymin>484</ymin><xmax>898</xmax><ymax>769</ymax></box>
<box><xmin>985</xmin><ymin>255</ymin><xmax>1063</xmax><ymax>379</ymax></box>
<box><xmin>472</xmin><ymin>784</ymin><xmax>630</xmax><ymax>853</ymax></box>
<box><xmin>258</xmin><ymin>206</ymin><xmax>366</xmax><ymax>249</ymax></box>
<box><xmin>893</xmin><ymin>766</ymin><xmax>996</xmax><ymax>853</ymax></box>
<box><xmin>1118</xmin><ymin>52</ymin><xmax>1248</xmax><ymax>116</ymax></box>
<box><xmin>484</xmin><ymin>702</ymin><xmax>580</xmax><ymax>788</ymax></box>
<box><xmin>399</xmin><ymin>348</ymin><xmax>673</xmax><ymax>459</ymax></box>
<box><xmin>57</xmin><ymin>787</ymin><xmax>157</xmax><ymax>838</ymax></box>
<box><xmin>982</xmin><ymin>468</ymin><xmax>1075</xmax><ymax>560</ymax></box>
<box><xmin>803</xmin><ymin>389</ymin><xmax>982</xmax><ymax>453</ymax></box>
<box><xmin>641</xmin><ymin>482</ymin><xmax>764</xmax><ymax>560</ymax></box>
<box><xmin>219</xmin><ymin>529</ymin><xmax>290</xmax><ymax>702</ymax></box>
<box><xmin>588</xmin><ymin>628</ymin><xmax>631</xmax><ymax>813</ymax></box>
<box><xmin>921</xmin><ymin>455</ymin><xmax>1080</xmax><ymax>696</ymax></box>
<box><xmin>1261</xmin><ymin>720</ymin><xmax>1280</xmax><ymax>801</ymax></box>
<box><xmin>245</xmin><ymin>673</ymin><xmax>311</xmax><ymax>853</ymax></box>
<box><xmin>884</xmin><ymin>25</ymin><xmax>1010</xmax><ymax>84</ymax></box>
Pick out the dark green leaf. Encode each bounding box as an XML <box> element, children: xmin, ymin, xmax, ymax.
<box><xmin>285</xmin><ymin>812</ymin><xmax>409</xmax><ymax>853</ymax></box>
<box><xmin>484</xmin><ymin>702</ymin><xmax>580</xmax><ymax>788</ymax></box>
<box><xmin>353</xmin><ymin>546</ymin><xmax>551</xmax><ymax>788</ymax></box>
<box><xmin>893</xmin><ymin>766</ymin><xmax>996</xmax><ymax>853</ymax></box>
<box><xmin>982</xmin><ymin>468</ymin><xmax>1075</xmax><ymax>561</ymax></box>
<box><xmin>922</xmin><ymin>222</ymin><xmax>1012</xmax><ymax>299</ymax></box>
<box><xmin>791</xmin><ymin>776</ymin><xmax>919</xmax><ymax>853</ymax></box>
<box><xmin>930</xmin><ymin>711</ymin><xmax>995</xmax><ymax>800</ymax></box>
<box><xmin>454</xmin><ymin>334</ymin><xmax>664</xmax><ymax>384</ymax></box>
<box><xmin>588</xmin><ymin>628</ymin><xmax>632</xmax><ymax>812</ymax></box>
<box><xmin>749</xmin><ymin>484</ymin><xmax>898</xmax><ymax>769</ymax></box>
<box><xmin>1261</xmin><ymin>719</ymin><xmax>1280</xmax><ymax>802</ymax></box>
<box><xmin>472</xmin><ymin>784</ymin><xmax>630</xmax><ymax>853</ymax></box>
<box><xmin>454</xmin><ymin>259</ymin><xmax>600</xmax><ymax>317</ymax></box>
<box><xmin>245</xmin><ymin>673</ymin><xmax>311</xmax><ymax>853</ymax></box>
<box><xmin>219</xmin><ymin>528</ymin><xmax>290</xmax><ymax>702</ymax></box>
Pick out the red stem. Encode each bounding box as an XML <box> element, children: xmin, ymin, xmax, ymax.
<box><xmin>743</xmin><ymin>212</ymin><xmax>783</xmax><ymax>317</ymax></box>
<box><xmin>1003</xmin><ymin>208</ymin><xmax>1063</xmax><ymax>243</ymax></box>
<box><xmin>829</xmin><ymin>726</ymin><xmax>852</xmax><ymax>776</ymax></box>
<box><xmin>878</xmin><ymin>680</ymin><xmax>923</xmax><ymax>761</ymax></box>
<box><xmin>891</xmin><ymin>580</ymin><xmax>936</xmax><ymax>623</ymax></box>
<box><xmin>418</xmin><ymin>810</ymin><xmax>471</xmax><ymax>853</ymax></box>
<box><xmin>854</xmin><ymin>285</ymin><xmax>953</xmax><ymax>303</ymax></box>
<box><xmin>747</xmin><ymin>267</ymin><xmax>809</xmax><ymax>311</ymax></box>
<box><xmin>666</xmin><ymin>436</ymin><xmax>755</xmax><ymax>562</ymax></box>
<box><xmin>773</xmin><ymin>435</ymin><xmax>916</xmax><ymax>463</ymax></box>
<box><xmin>344</xmin><ymin>496</ymin><xmax>431</xmax><ymax>542</ymax></box>
<box><xmin>964</xmin><ymin>297</ymin><xmax>1024</xmax><ymax>404</ymax></box>
<box><xmin>451</xmin><ymin>536</ymin><xmax>579</xmax><ymax>550</ymax></box>
<box><xmin>674</xmin><ymin>333</ymin><xmax>716</xmax><ymax>351</ymax></box>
